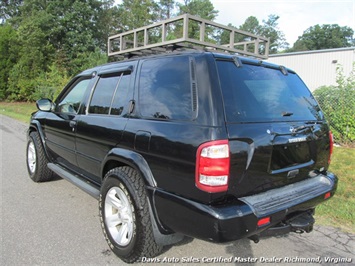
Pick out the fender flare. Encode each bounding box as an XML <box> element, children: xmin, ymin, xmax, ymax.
<box><xmin>101</xmin><ymin>148</ymin><xmax>184</xmax><ymax>243</ymax></box>
<box><xmin>28</xmin><ymin>120</ymin><xmax>51</xmax><ymax>159</ymax></box>
<box><xmin>101</xmin><ymin>147</ymin><xmax>157</xmax><ymax>188</ymax></box>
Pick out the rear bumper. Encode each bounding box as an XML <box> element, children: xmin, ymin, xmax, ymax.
<box><xmin>152</xmin><ymin>172</ymin><xmax>337</xmax><ymax>242</ymax></box>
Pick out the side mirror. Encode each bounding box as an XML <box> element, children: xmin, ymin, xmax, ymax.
<box><xmin>36</xmin><ymin>98</ymin><xmax>54</xmax><ymax>112</ymax></box>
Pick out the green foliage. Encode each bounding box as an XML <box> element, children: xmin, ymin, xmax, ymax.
<box><xmin>2</xmin><ymin>0</ymin><xmax>111</xmax><ymax>101</ymax></box>
<box><xmin>2</xmin><ymin>0</ymin><xmax>353</xmax><ymax>102</ymax></box>
<box><xmin>224</xmin><ymin>15</ymin><xmax>288</xmax><ymax>54</ymax></box>
<box><xmin>6</xmin><ymin>7</ymin><xmax>55</xmax><ymax>100</ymax></box>
<box><xmin>313</xmin><ymin>64</ymin><xmax>355</xmax><ymax>144</ymax></box>
<box><xmin>259</xmin><ymin>15</ymin><xmax>288</xmax><ymax>53</ymax></box>
<box><xmin>33</xmin><ymin>63</ymin><xmax>70</xmax><ymax>101</ymax></box>
<box><xmin>177</xmin><ymin>0</ymin><xmax>218</xmax><ymax>20</ymax></box>
<box><xmin>291</xmin><ymin>24</ymin><xmax>354</xmax><ymax>52</ymax></box>
<box><xmin>0</xmin><ymin>24</ymin><xmax>18</xmax><ymax>100</ymax></box>
<box><xmin>158</xmin><ymin>0</ymin><xmax>175</xmax><ymax>19</ymax></box>
<box><xmin>0</xmin><ymin>0</ymin><xmax>23</xmax><ymax>23</ymax></box>
<box><xmin>175</xmin><ymin>0</ymin><xmax>218</xmax><ymax>43</ymax></box>
<box><xmin>117</xmin><ymin>0</ymin><xmax>158</xmax><ymax>31</ymax></box>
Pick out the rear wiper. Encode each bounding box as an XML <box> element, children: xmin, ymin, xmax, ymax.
<box><xmin>282</xmin><ymin>111</ymin><xmax>293</xmax><ymax>117</ymax></box>
<box><xmin>292</xmin><ymin>124</ymin><xmax>315</xmax><ymax>133</ymax></box>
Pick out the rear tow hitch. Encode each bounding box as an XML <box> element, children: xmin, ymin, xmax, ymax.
<box><xmin>252</xmin><ymin>211</ymin><xmax>316</xmax><ymax>241</ymax></box>
<box><xmin>289</xmin><ymin>212</ymin><xmax>315</xmax><ymax>233</ymax></box>
<box><xmin>248</xmin><ymin>235</ymin><xmax>260</xmax><ymax>243</ymax></box>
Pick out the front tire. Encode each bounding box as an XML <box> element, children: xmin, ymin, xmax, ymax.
<box><xmin>99</xmin><ymin>167</ymin><xmax>162</xmax><ymax>263</ymax></box>
<box><xmin>26</xmin><ymin>131</ymin><xmax>54</xmax><ymax>182</ymax></box>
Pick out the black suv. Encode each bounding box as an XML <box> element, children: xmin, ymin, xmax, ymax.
<box><xmin>26</xmin><ymin>50</ymin><xmax>337</xmax><ymax>263</ymax></box>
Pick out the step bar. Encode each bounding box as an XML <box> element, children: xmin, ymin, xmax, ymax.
<box><xmin>48</xmin><ymin>163</ymin><xmax>100</xmax><ymax>199</ymax></box>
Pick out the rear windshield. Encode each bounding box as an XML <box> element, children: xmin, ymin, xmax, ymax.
<box><xmin>216</xmin><ymin>60</ymin><xmax>323</xmax><ymax>123</ymax></box>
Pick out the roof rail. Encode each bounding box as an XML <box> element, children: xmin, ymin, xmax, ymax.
<box><xmin>108</xmin><ymin>14</ymin><xmax>269</xmax><ymax>60</ymax></box>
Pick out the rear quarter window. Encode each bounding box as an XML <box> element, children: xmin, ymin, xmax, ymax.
<box><xmin>138</xmin><ymin>56</ymin><xmax>193</xmax><ymax>120</ymax></box>
<box><xmin>216</xmin><ymin>60</ymin><xmax>323</xmax><ymax>123</ymax></box>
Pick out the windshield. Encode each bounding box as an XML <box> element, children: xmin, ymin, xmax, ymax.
<box><xmin>216</xmin><ymin>60</ymin><xmax>323</xmax><ymax>123</ymax></box>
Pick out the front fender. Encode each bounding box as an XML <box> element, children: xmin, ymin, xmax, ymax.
<box><xmin>101</xmin><ymin>148</ymin><xmax>157</xmax><ymax>187</ymax></box>
<box><xmin>28</xmin><ymin>119</ymin><xmax>51</xmax><ymax>160</ymax></box>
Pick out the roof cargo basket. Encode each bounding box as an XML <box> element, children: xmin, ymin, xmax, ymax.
<box><xmin>108</xmin><ymin>14</ymin><xmax>269</xmax><ymax>60</ymax></box>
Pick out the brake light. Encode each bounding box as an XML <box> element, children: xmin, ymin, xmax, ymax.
<box><xmin>195</xmin><ymin>140</ymin><xmax>230</xmax><ymax>193</ymax></box>
<box><xmin>324</xmin><ymin>192</ymin><xmax>331</xmax><ymax>199</ymax></box>
<box><xmin>257</xmin><ymin>217</ymin><xmax>271</xmax><ymax>227</ymax></box>
<box><xmin>328</xmin><ymin>131</ymin><xmax>334</xmax><ymax>164</ymax></box>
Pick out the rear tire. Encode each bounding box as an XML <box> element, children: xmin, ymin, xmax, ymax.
<box><xmin>26</xmin><ymin>131</ymin><xmax>54</xmax><ymax>182</ymax></box>
<box><xmin>99</xmin><ymin>167</ymin><xmax>162</xmax><ymax>263</ymax></box>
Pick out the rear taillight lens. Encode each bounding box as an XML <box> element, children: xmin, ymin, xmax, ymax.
<box><xmin>328</xmin><ymin>131</ymin><xmax>334</xmax><ymax>164</ymax></box>
<box><xmin>257</xmin><ymin>217</ymin><xmax>271</xmax><ymax>227</ymax></box>
<box><xmin>195</xmin><ymin>140</ymin><xmax>230</xmax><ymax>193</ymax></box>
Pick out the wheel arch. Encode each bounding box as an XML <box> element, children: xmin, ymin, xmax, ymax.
<box><xmin>100</xmin><ymin>151</ymin><xmax>183</xmax><ymax>245</ymax></box>
<box><xmin>28</xmin><ymin>120</ymin><xmax>50</xmax><ymax>158</ymax></box>
<box><xmin>101</xmin><ymin>148</ymin><xmax>157</xmax><ymax>188</ymax></box>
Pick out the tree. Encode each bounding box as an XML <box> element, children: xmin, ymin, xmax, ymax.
<box><xmin>0</xmin><ymin>0</ymin><xmax>23</xmax><ymax>23</ymax></box>
<box><xmin>292</xmin><ymin>24</ymin><xmax>354</xmax><ymax>52</ymax></box>
<box><xmin>239</xmin><ymin>16</ymin><xmax>261</xmax><ymax>35</ymax></box>
<box><xmin>177</xmin><ymin>0</ymin><xmax>218</xmax><ymax>20</ymax></box>
<box><xmin>176</xmin><ymin>0</ymin><xmax>218</xmax><ymax>41</ymax></box>
<box><xmin>235</xmin><ymin>15</ymin><xmax>288</xmax><ymax>54</ymax></box>
<box><xmin>7</xmin><ymin>8</ymin><xmax>55</xmax><ymax>100</ymax></box>
<box><xmin>0</xmin><ymin>0</ymin><xmax>225</xmax><ymax>101</ymax></box>
<box><xmin>0</xmin><ymin>24</ymin><xmax>18</xmax><ymax>100</ymax></box>
<box><xmin>158</xmin><ymin>0</ymin><xmax>176</xmax><ymax>20</ymax></box>
<box><xmin>259</xmin><ymin>15</ymin><xmax>288</xmax><ymax>53</ymax></box>
<box><xmin>117</xmin><ymin>0</ymin><xmax>158</xmax><ymax>31</ymax></box>
<box><xmin>4</xmin><ymin>0</ymin><xmax>111</xmax><ymax>100</ymax></box>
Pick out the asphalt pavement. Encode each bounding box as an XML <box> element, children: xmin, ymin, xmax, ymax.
<box><xmin>1</xmin><ymin>114</ymin><xmax>354</xmax><ymax>265</ymax></box>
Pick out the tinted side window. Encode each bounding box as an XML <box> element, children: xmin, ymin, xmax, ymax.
<box><xmin>111</xmin><ymin>74</ymin><xmax>130</xmax><ymax>116</ymax></box>
<box><xmin>139</xmin><ymin>56</ymin><xmax>192</xmax><ymax>120</ymax></box>
<box><xmin>57</xmin><ymin>78</ymin><xmax>91</xmax><ymax>114</ymax></box>
<box><xmin>89</xmin><ymin>75</ymin><xmax>119</xmax><ymax>115</ymax></box>
<box><xmin>88</xmin><ymin>72</ymin><xmax>131</xmax><ymax>115</ymax></box>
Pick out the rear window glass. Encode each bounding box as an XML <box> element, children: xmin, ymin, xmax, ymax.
<box><xmin>216</xmin><ymin>60</ymin><xmax>323</xmax><ymax>122</ymax></box>
<box><xmin>139</xmin><ymin>56</ymin><xmax>192</xmax><ymax>120</ymax></box>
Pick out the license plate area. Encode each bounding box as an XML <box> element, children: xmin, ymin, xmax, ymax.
<box><xmin>270</xmin><ymin>141</ymin><xmax>311</xmax><ymax>172</ymax></box>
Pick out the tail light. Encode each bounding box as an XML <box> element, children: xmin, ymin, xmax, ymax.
<box><xmin>257</xmin><ymin>217</ymin><xmax>271</xmax><ymax>227</ymax></box>
<box><xmin>195</xmin><ymin>140</ymin><xmax>230</xmax><ymax>193</ymax></box>
<box><xmin>328</xmin><ymin>131</ymin><xmax>334</xmax><ymax>164</ymax></box>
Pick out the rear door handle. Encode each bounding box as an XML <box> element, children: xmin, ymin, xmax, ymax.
<box><xmin>69</xmin><ymin>121</ymin><xmax>77</xmax><ymax>131</ymax></box>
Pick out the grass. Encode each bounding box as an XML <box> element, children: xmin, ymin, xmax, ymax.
<box><xmin>315</xmin><ymin>146</ymin><xmax>355</xmax><ymax>233</ymax></box>
<box><xmin>0</xmin><ymin>101</ymin><xmax>37</xmax><ymax>123</ymax></box>
<box><xmin>1</xmin><ymin>101</ymin><xmax>354</xmax><ymax>233</ymax></box>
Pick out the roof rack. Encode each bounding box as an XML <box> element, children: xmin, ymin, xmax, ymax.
<box><xmin>108</xmin><ymin>14</ymin><xmax>269</xmax><ymax>60</ymax></box>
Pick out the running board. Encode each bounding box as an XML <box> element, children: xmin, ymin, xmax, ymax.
<box><xmin>48</xmin><ymin>163</ymin><xmax>100</xmax><ymax>199</ymax></box>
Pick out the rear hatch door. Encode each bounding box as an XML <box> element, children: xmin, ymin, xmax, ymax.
<box><xmin>216</xmin><ymin>57</ymin><xmax>331</xmax><ymax>198</ymax></box>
